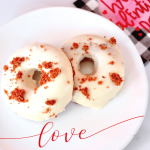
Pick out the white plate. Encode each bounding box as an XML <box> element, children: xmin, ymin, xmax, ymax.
<box><xmin>0</xmin><ymin>7</ymin><xmax>148</xmax><ymax>150</ymax></box>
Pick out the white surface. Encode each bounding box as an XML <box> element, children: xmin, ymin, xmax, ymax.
<box><xmin>0</xmin><ymin>7</ymin><xmax>148</xmax><ymax>150</ymax></box>
<box><xmin>86</xmin><ymin>0</ymin><xmax>98</xmax><ymax>10</ymax></box>
<box><xmin>135</xmin><ymin>42</ymin><xmax>147</xmax><ymax>55</ymax></box>
<box><xmin>0</xmin><ymin>0</ymin><xmax>149</xmax><ymax>150</ymax></box>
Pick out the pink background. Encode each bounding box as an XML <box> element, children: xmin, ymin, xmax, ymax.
<box><xmin>98</xmin><ymin>0</ymin><xmax>150</xmax><ymax>30</ymax></box>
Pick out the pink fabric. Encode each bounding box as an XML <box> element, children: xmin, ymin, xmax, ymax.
<box><xmin>98</xmin><ymin>0</ymin><xmax>150</xmax><ymax>32</ymax></box>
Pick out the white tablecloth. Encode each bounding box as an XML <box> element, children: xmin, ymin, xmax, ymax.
<box><xmin>0</xmin><ymin>0</ymin><xmax>150</xmax><ymax>149</ymax></box>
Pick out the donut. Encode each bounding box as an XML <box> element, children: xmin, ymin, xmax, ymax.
<box><xmin>61</xmin><ymin>34</ymin><xmax>124</xmax><ymax>109</ymax></box>
<box><xmin>2</xmin><ymin>42</ymin><xmax>73</xmax><ymax>121</ymax></box>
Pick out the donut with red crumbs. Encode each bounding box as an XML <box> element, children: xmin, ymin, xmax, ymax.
<box><xmin>61</xmin><ymin>34</ymin><xmax>124</xmax><ymax>109</ymax></box>
<box><xmin>1</xmin><ymin>42</ymin><xmax>73</xmax><ymax>121</ymax></box>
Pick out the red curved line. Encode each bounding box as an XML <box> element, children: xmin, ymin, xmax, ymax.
<box><xmin>80</xmin><ymin>116</ymin><xmax>144</xmax><ymax>139</ymax></box>
<box><xmin>0</xmin><ymin>116</ymin><xmax>144</xmax><ymax>140</ymax></box>
<box><xmin>0</xmin><ymin>134</ymin><xmax>40</xmax><ymax>139</ymax></box>
<box><xmin>0</xmin><ymin>122</ymin><xmax>54</xmax><ymax>140</ymax></box>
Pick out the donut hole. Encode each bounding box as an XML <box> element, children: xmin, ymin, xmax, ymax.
<box><xmin>79</xmin><ymin>57</ymin><xmax>94</xmax><ymax>75</ymax></box>
<box><xmin>32</xmin><ymin>70</ymin><xmax>42</xmax><ymax>87</ymax></box>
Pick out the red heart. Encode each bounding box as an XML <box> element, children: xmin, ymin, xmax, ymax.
<box><xmin>103</xmin><ymin>10</ymin><xmax>107</xmax><ymax>14</ymax></box>
<box><xmin>138</xmin><ymin>33</ymin><xmax>142</xmax><ymax>36</ymax></box>
<box><xmin>135</xmin><ymin>27</ymin><xmax>140</xmax><ymax>31</ymax></box>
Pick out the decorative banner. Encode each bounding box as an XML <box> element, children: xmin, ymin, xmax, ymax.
<box><xmin>73</xmin><ymin>0</ymin><xmax>150</xmax><ymax>65</ymax></box>
<box><xmin>99</xmin><ymin>0</ymin><xmax>150</xmax><ymax>32</ymax></box>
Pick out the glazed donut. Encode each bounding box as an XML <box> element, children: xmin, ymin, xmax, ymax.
<box><xmin>2</xmin><ymin>42</ymin><xmax>73</xmax><ymax>121</ymax></box>
<box><xmin>61</xmin><ymin>34</ymin><xmax>124</xmax><ymax>109</ymax></box>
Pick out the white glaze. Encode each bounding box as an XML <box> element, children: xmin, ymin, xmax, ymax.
<box><xmin>1</xmin><ymin>42</ymin><xmax>73</xmax><ymax>121</ymax></box>
<box><xmin>61</xmin><ymin>34</ymin><xmax>124</xmax><ymax>109</ymax></box>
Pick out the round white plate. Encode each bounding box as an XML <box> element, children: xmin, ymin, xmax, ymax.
<box><xmin>0</xmin><ymin>7</ymin><xmax>148</xmax><ymax>150</ymax></box>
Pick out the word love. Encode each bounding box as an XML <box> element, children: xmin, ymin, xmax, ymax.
<box><xmin>38</xmin><ymin>116</ymin><xmax>143</xmax><ymax>148</ymax></box>
<box><xmin>99</xmin><ymin>0</ymin><xmax>150</xmax><ymax>32</ymax></box>
<box><xmin>0</xmin><ymin>116</ymin><xmax>144</xmax><ymax>148</ymax></box>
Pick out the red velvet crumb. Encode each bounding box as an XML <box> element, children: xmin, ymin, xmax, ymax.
<box><xmin>82</xmin><ymin>45</ymin><xmax>89</xmax><ymax>54</ymax></box>
<box><xmin>50</xmin><ymin>113</ymin><xmax>55</xmax><ymax>117</ymax></box>
<box><xmin>79</xmin><ymin>76</ymin><xmax>97</xmax><ymax>84</ymax></box>
<box><xmin>39</xmin><ymin>71</ymin><xmax>51</xmax><ymax>86</ymax></box>
<box><xmin>87</xmin><ymin>76</ymin><xmax>97</xmax><ymax>81</ymax></box>
<box><xmin>72</xmin><ymin>42</ymin><xmax>79</xmax><ymax>49</ymax></box>
<box><xmin>99</xmin><ymin>44</ymin><xmax>107</xmax><ymax>50</ymax></box>
<box><xmin>26</xmin><ymin>57</ymin><xmax>30</xmax><ymax>61</ymax></box>
<box><xmin>109</xmin><ymin>73</ymin><xmax>123</xmax><ymax>86</ymax></box>
<box><xmin>50</xmin><ymin>68</ymin><xmax>61</xmax><ymax>79</ymax></box>
<box><xmin>79</xmin><ymin>78</ymin><xmax>87</xmax><ymax>84</ymax></box>
<box><xmin>16</xmin><ymin>71</ymin><xmax>23</xmax><ymax>80</ymax></box>
<box><xmin>44</xmin><ymin>86</ymin><xmax>48</xmax><ymax>89</ymax></box>
<box><xmin>38</xmin><ymin>64</ymin><xmax>43</xmax><ymax>70</ymax></box>
<box><xmin>34</xmin><ymin>86</ymin><xmax>39</xmax><ymax>94</ymax></box>
<box><xmin>73</xmin><ymin>87</ymin><xmax>78</xmax><ymax>90</ymax></box>
<box><xmin>43</xmin><ymin>107</ymin><xmax>51</xmax><ymax>114</ymax></box>
<box><xmin>3</xmin><ymin>65</ymin><xmax>8</xmax><ymax>72</ymax></box>
<box><xmin>4</xmin><ymin>89</ymin><xmax>8</xmax><ymax>96</ymax></box>
<box><xmin>42</xmin><ymin>61</ymin><xmax>53</xmax><ymax>69</ymax></box>
<box><xmin>9</xmin><ymin>87</ymin><xmax>28</xmax><ymax>103</ymax></box>
<box><xmin>10</xmin><ymin>57</ymin><xmax>25</xmax><ymax>72</ymax></box>
<box><xmin>98</xmin><ymin>81</ymin><xmax>103</xmax><ymax>85</ymax></box>
<box><xmin>45</xmin><ymin>99</ymin><xmax>56</xmax><ymax>106</ymax></box>
<box><xmin>79</xmin><ymin>87</ymin><xmax>90</xmax><ymax>100</ymax></box>
<box><xmin>108</xmin><ymin>61</ymin><xmax>114</xmax><ymax>65</ymax></box>
<box><xmin>109</xmin><ymin>37</ymin><xmax>116</xmax><ymax>44</ymax></box>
